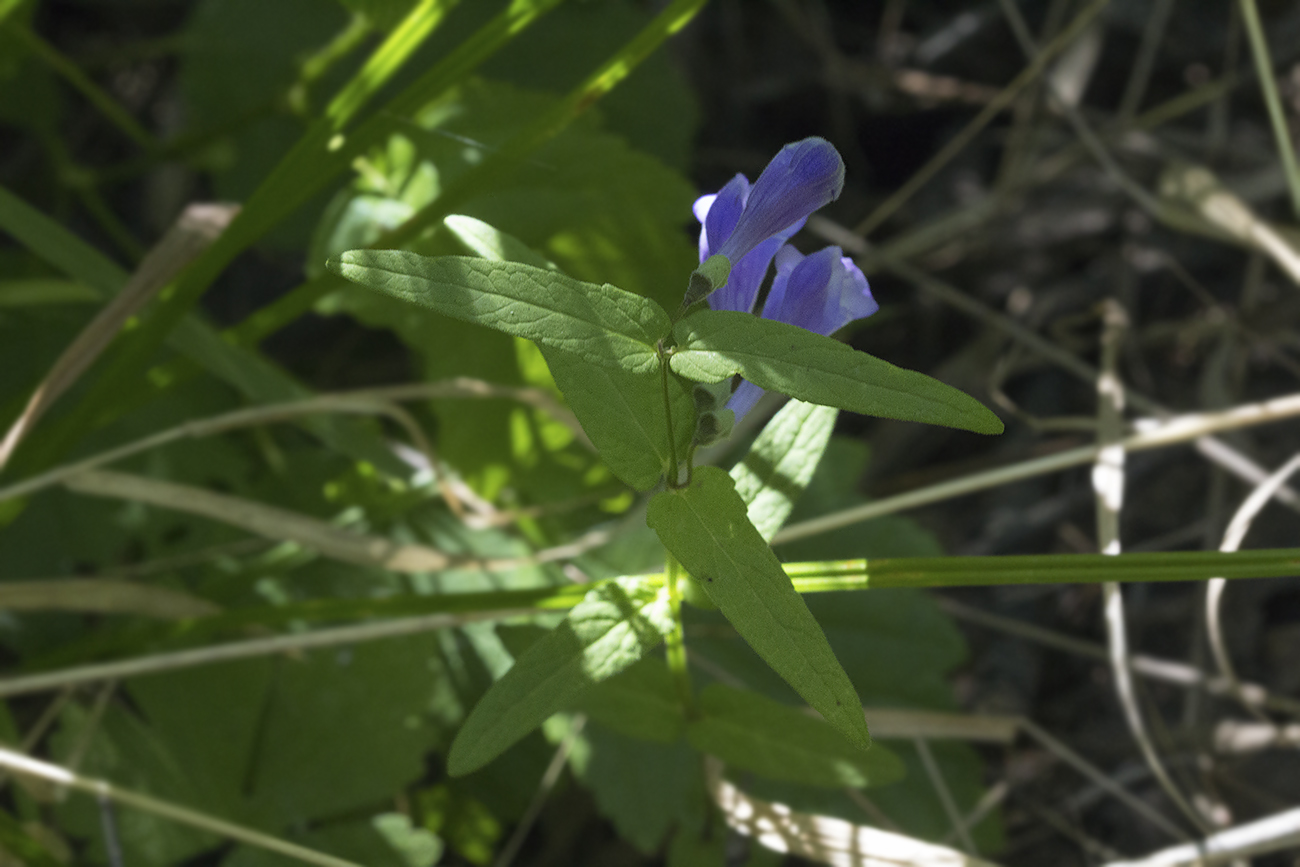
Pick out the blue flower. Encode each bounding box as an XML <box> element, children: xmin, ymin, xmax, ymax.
<box><xmin>692</xmin><ymin>137</ymin><xmax>878</xmax><ymax>418</ymax></box>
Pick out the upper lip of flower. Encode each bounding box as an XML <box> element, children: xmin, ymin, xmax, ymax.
<box><xmin>691</xmin><ymin>137</ymin><xmax>878</xmax><ymax>417</ymax></box>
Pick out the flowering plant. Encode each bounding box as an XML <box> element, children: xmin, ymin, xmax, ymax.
<box><xmin>330</xmin><ymin>136</ymin><xmax>1003</xmax><ymax>773</ymax></box>
<box><xmin>693</xmin><ymin>137</ymin><xmax>879</xmax><ymax>418</ymax></box>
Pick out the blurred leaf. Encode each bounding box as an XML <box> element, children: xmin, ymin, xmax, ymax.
<box><xmin>687</xmin><ymin>684</ymin><xmax>904</xmax><ymax>789</ymax></box>
<box><xmin>731</xmin><ymin>399</ymin><xmax>838</xmax><ymax>541</ymax></box>
<box><xmin>667</xmin><ymin>823</ymin><xmax>727</xmax><ymax>867</ymax></box>
<box><xmin>572</xmin><ymin>656</ymin><xmax>684</xmax><ymax>744</ymax></box>
<box><xmin>448</xmin><ymin>576</ymin><xmax>674</xmax><ymax>776</ymax></box>
<box><xmin>577</xmin><ymin>725</ymin><xmax>704</xmax><ymax>855</ymax></box>
<box><xmin>647</xmin><ymin>467</ymin><xmax>870</xmax><ymax>752</ymax></box>
<box><xmin>416</xmin><ymin>783</ymin><xmax>500</xmax><ymax>865</ymax></box>
<box><xmin>370</xmin><ymin>813</ymin><xmax>444</xmax><ymax>867</ymax></box>
<box><xmin>442</xmin><ymin>213</ymin><xmax>556</xmax><ymax>270</ymax></box>
<box><xmin>671</xmin><ymin>310</ymin><xmax>1005</xmax><ymax>435</ymax></box>
<box><xmin>52</xmin><ymin>634</ymin><xmax>443</xmax><ymax>865</ymax></box>
<box><xmin>180</xmin><ymin>0</ymin><xmax>349</xmax><ymax>203</ymax></box>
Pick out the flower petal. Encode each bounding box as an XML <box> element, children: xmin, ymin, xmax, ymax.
<box><xmin>762</xmin><ymin>245</ymin><xmax>877</xmax><ymax>337</ymax></box>
<box><xmin>697</xmin><ymin>174</ymin><xmax>748</xmax><ymax>261</ymax></box>
<box><xmin>716</xmin><ymin>138</ymin><xmax>845</xmax><ymax>265</ymax></box>
<box><xmin>708</xmin><ymin>234</ymin><xmax>782</xmax><ymax>314</ymax></box>
<box><xmin>726</xmin><ymin>379</ymin><xmax>766</xmax><ymax>420</ymax></box>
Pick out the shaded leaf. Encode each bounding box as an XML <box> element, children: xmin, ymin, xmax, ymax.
<box><xmin>572</xmin><ymin>657</ymin><xmax>685</xmax><ymax>744</ymax></box>
<box><xmin>579</xmin><ymin>726</ymin><xmax>703</xmax><ymax>854</ymax></box>
<box><xmin>448</xmin><ymin>577</ymin><xmax>674</xmax><ymax>776</ymax></box>
<box><xmin>687</xmin><ymin>685</ymin><xmax>903</xmax><ymax>789</ymax></box>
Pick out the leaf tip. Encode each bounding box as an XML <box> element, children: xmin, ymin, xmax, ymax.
<box><xmin>975</xmin><ymin>408</ymin><xmax>1006</xmax><ymax>436</ymax></box>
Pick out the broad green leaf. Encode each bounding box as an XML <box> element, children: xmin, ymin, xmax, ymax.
<box><xmin>52</xmin><ymin>635</ymin><xmax>442</xmax><ymax>866</ymax></box>
<box><xmin>731</xmin><ymin>399</ymin><xmax>838</xmax><ymax>541</ymax></box>
<box><xmin>667</xmin><ymin>825</ymin><xmax>727</xmax><ymax>867</ymax></box>
<box><xmin>578</xmin><ymin>726</ymin><xmax>704</xmax><ymax>855</ymax></box>
<box><xmin>543</xmin><ymin>347</ymin><xmax>693</xmax><ymax>491</ymax></box>
<box><xmin>447</xmin><ymin>576</ymin><xmax>674</xmax><ymax>776</ymax></box>
<box><xmin>670</xmin><ymin>310</ymin><xmax>1004</xmax><ymax>435</ymax></box>
<box><xmin>573</xmin><ymin>657</ymin><xmax>685</xmax><ymax>744</ymax></box>
<box><xmin>330</xmin><ymin>252</ymin><xmax>669</xmax><ymax>373</ymax></box>
<box><xmin>688</xmin><ymin>684</ymin><xmax>903</xmax><ymax>789</ymax></box>
<box><xmin>645</xmin><ymin>467</ymin><xmax>870</xmax><ymax>751</ymax></box>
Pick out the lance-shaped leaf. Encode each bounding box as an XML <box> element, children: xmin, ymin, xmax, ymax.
<box><xmin>646</xmin><ymin>467</ymin><xmax>870</xmax><ymax>751</ymax></box>
<box><xmin>543</xmin><ymin>347</ymin><xmax>694</xmax><ymax>491</ymax></box>
<box><xmin>670</xmin><ymin>310</ymin><xmax>1003</xmax><ymax>435</ymax></box>
<box><xmin>731</xmin><ymin>399</ymin><xmax>838</xmax><ymax>541</ymax></box>
<box><xmin>688</xmin><ymin>684</ymin><xmax>903</xmax><ymax>788</ymax></box>
<box><xmin>447</xmin><ymin>577</ymin><xmax>674</xmax><ymax>776</ymax></box>
<box><xmin>328</xmin><ymin>252</ymin><xmax>670</xmax><ymax>373</ymax></box>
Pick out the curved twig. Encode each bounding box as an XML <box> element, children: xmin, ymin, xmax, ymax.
<box><xmin>1205</xmin><ymin>452</ymin><xmax>1300</xmax><ymax>720</ymax></box>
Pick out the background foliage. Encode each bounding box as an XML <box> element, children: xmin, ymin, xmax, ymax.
<box><xmin>2</xmin><ymin>1</ymin><xmax>1300</xmax><ymax>866</ymax></box>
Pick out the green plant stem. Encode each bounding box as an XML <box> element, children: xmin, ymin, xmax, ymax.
<box><xmin>1238</xmin><ymin>0</ymin><xmax>1300</xmax><ymax>220</ymax></box>
<box><xmin>12</xmin><ymin>548</ymin><xmax>1300</xmax><ymax>693</ymax></box>
<box><xmin>663</xmin><ymin>553</ymin><xmax>694</xmax><ymax>715</ymax></box>
<box><xmin>783</xmin><ymin>548</ymin><xmax>1300</xmax><ymax>592</ymax></box>
<box><xmin>297</xmin><ymin>13</ymin><xmax>373</xmax><ymax>93</ymax></box>
<box><xmin>659</xmin><ymin>346</ymin><xmax>680</xmax><ymax>485</ymax></box>
<box><xmin>323</xmin><ymin>0</ymin><xmax>457</xmax><ymax>124</ymax></box>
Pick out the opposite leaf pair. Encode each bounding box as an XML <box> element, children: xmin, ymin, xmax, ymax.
<box><xmin>327</xmin><ymin>137</ymin><xmax>1003</xmax><ymax>769</ymax></box>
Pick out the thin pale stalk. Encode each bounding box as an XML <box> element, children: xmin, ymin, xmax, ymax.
<box><xmin>0</xmin><ymin>747</ymin><xmax>361</xmax><ymax>867</ymax></box>
<box><xmin>775</xmin><ymin>391</ymin><xmax>1300</xmax><ymax>545</ymax></box>
<box><xmin>1206</xmin><ymin>453</ymin><xmax>1300</xmax><ymax>720</ymax></box>
<box><xmin>914</xmin><ymin>736</ymin><xmax>978</xmax><ymax>854</ymax></box>
<box><xmin>1093</xmin><ymin>302</ymin><xmax>1207</xmax><ymax>832</ymax></box>
<box><xmin>1101</xmin><ymin>804</ymin><xmax>1300</xmax><ymax>867</ymax></box>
